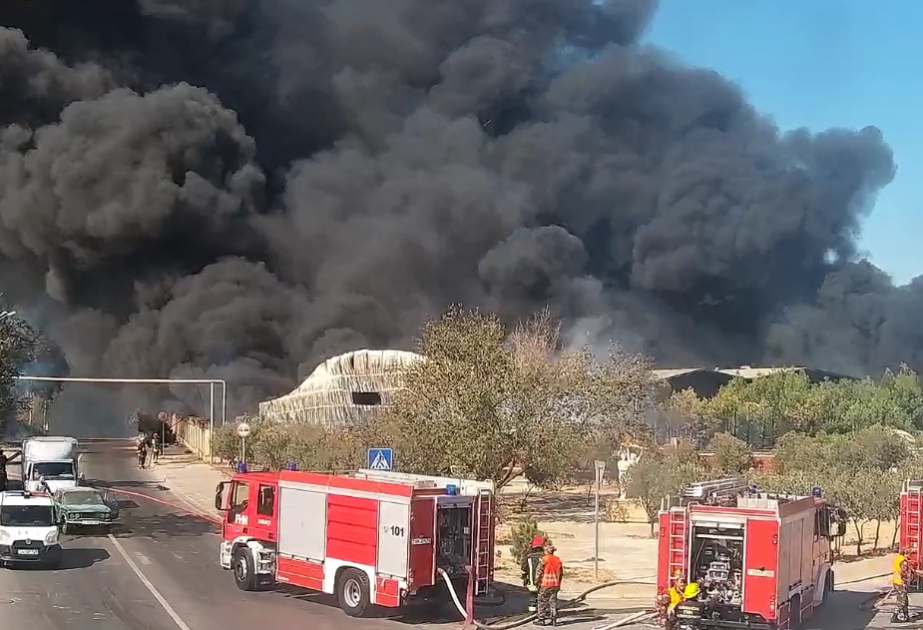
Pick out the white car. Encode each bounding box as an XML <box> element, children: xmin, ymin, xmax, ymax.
<box><xmin>0</xmin><ymin>491</ymin><xmax>62</xmax><ymax>568</ymax></box>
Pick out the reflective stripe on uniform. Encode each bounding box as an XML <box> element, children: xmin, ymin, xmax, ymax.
<box><xmin>541</xmin><ymin>554</ymin><xmax>562</xmax><ymax>588</ymax></box>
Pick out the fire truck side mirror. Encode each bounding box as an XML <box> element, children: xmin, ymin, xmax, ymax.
<box><xmin>215</xmin><ymin>481</ymin><xmax>231</xmax><ymax>511</ymax></box>
<box><xmin>830</xmin><ymin>520</ymin><xmax>846</xmax><ymax>538</ymax></box>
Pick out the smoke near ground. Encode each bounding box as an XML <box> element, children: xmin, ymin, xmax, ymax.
<box><xmin>0</xmin><ymin>0</ymin><xmax>912</xmax><ymax>426</ymax></box>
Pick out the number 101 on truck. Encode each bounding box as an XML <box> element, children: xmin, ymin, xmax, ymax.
<box><xmin>214</xmin><ymin>466</ymin><xmax>496</xmax><ymax>617</ymax></box>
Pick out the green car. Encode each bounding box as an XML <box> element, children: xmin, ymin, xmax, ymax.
<box><xmin>52</xmin><ymin>487</ymin><xmax>120</xmax><ymax>534</ymax></box>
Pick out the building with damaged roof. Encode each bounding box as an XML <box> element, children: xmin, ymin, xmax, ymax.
<box><xmin>259</xmin><ymin>349</ymin><xmax>423</xmax><ymax>426</ymax></box>
<box><xmin>652</xmin><ymin>365</ymin><xmax>856</xmax><ymax>400</ymax></box>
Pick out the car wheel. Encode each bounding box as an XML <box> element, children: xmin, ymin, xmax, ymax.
<box><xmin>232</xmin><ymin>547</ymin><xmax>257</xmax><ymax>591</ymax></box>
<box><xmin>337</xmin><ymin>568</ymin><xmax>371</xmax><ymax>617</ymax></box>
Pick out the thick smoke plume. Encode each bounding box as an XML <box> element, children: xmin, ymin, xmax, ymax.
<box><xmin>0</xmin><ymin>0</ymin><xmax>911</xmax><ymax>427</ymax></box>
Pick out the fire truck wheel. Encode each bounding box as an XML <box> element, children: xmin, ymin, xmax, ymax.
<box><xmin>232</xmin><ymin>547</ymin><xmax>257</xmax><ymax>591</ymax></box>
<box><xmin>337</xmin><ymin>568</ymin><xmax>371</xmax><ymax>617</ymax></box>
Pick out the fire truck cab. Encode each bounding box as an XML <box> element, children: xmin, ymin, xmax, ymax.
<box><xmin>656</xmin><ymin>477</ymin><xmax>845</xmax><ymax>630</ymax></box>
<box><xmin>214</xmin><ymin>467</ymin><xmax>495</xmax><ymax>617</ymax></box>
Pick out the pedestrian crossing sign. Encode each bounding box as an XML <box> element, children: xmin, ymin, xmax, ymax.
<box><xmin>367</xmin><ymin>447</ymin><xmax>394</xmax><ymax>471</ymax></box>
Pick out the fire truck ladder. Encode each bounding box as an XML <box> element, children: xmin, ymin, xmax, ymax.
<box><xmin>474</xmin><ymin>488</ymin><xmax>493</xmax><ymax>595</ymax></box>
<box><xmin>904</xmin><ymin>480</ymin><xmax>923</xmax><ymax>589</ymax></box>
<box><xmin>682</xmin><ymin>477</ymin><xmax>750</xmax><ymax>500</ymax></box>
<box><xmin>667</xmin><ymin>507</ymin><xmax>688</xmax><ymax>580</ymax></box>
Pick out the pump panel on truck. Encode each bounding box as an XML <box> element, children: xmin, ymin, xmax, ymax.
<box><xmin>656</xmin><ymin>477</ymin><xmax>846</xmax><ymax>630</ymax></box>
<box><xmin>215</xmin><ymin>467</ymin><xmax>496</xmax><ymax>617</ymax></box>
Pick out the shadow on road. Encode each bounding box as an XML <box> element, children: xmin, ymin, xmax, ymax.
<box><xmin>9</xmin><ymin>547</ymin><xmax>110</xmax><ymax>571</ymax></box>
<box><xmin>272</xmin><ymin>585</ymin><xmax>458</xmax><ymax>623</ymax></box>
<box><xmin>112</xmin><ymin>511</ymin><xmax>218</xmax><ymax>539</ymax></box>
<box><xmin>271</xmin><ymin>583</ymin><xmax>606</xmax><ymax>626</ymax></box>
<box><xmin>59</xmin><ymin>547</ymin><xmax>111</xmax><ymax>570</ymax></box>
<box><xmin>807</xmin><ymin>589</ymin><xmax>879</xmax><ymax>629</ymax></box>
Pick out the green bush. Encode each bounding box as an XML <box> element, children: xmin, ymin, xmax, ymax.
<box><xmin>210</xmin><ymin>417</ymin><xmax>364</xmax><ymax>472</ymax></box>
<box><xmin>708</xmin><ymin>432</ymin><xmax>753</xmax><ymax>474</ymax></box>
<box><xmin>211</xmin><ymin>421</ymin><xmax>245</xmax><ymax>462</ymax></box>
<box><xmin>509</xmin><ymin>516</ymin><xmax>548</xmax><ymax>564</ymax></box>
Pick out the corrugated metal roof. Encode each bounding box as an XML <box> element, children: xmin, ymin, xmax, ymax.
<box><xmin>718</xmin><ymin>366</ymin><xmax>805</xmax><ymax>379</ymax></box>
<box><xmin>653</xmin><ymin>365</ymin><xmax>851</xmax><ymax>381</ymax></box>
<box><xmin>651</xmin><ymin>368</ymin><xmax>711</xmax><ymax>379</ymax></box>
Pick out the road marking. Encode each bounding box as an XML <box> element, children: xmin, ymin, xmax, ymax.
<box><xmin>107</xmin><ymin>534</ymin><xmax>192</xmax><ymax>630</ymax></box>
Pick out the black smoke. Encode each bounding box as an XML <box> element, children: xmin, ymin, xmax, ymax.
<box><xmin>0</xmin><ymin>0</ymin><xmax>910</xmax><ymax>425</ymax></box>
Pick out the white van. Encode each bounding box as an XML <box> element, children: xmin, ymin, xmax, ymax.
<box><xmin>0</xmin><ymin>491</ymin><xmax>62</xmax><ymax>568</ymax></box>
<box><xmin>22</xmin><ymin>437</ymin><xmax>81</xmax><ymax>493</ymax></box>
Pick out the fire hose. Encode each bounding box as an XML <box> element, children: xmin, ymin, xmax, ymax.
<box><xmin>437</xmin><ymin>568</ymin><xmax>659</xmax><ymax>629</ymax></box>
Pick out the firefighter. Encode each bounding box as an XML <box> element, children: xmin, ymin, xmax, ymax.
<box><xmin>665</xmin><ymin>578</ymin><xmax>700</xmax><ymax>629</ymax></box>
<box><xmin>534</xmin><ymin>543</ymin><xmax>563</xmax><ymax>626</ymax></box>
<box><xmin>137</xmin><ymin>438</ymin><xmax>148</xmax><ymax>469</ymax></box>
<box><xmin>521</xmin><ymin>535</ymin><xmax>546</xmax><ymax>613</ymax></box>
<box><xmin>654</xmin><ymin>588</ymin><xmax>671</xmax><ymax>623</ymax></box>
<box><xmin>668</xmin><ymin>572</ymin><xmax>687</xmax><ymax>609</ymax></box>
<box><xmin>151</xmin><ymin>431</ymin><xmax>161</xmax><ymax>464</ymax></box>
<box><xmin>661</xmin><ymin>572</ymin><xmax>687</xmax><ymax>628</ymax></box>
<box><xmin>892</xmin><ymin>548</ymin><xmax>923</xmax><ymax>622</ymax></box>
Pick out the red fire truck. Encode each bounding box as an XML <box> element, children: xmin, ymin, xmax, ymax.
<box><xmin>656</xmin><ymin>478</ymin><xmax>845</xmax><ymax>629</ymax></box>
<box><xmin>214</xmin><ymin>467</ymin><xmax>496</xmax><ymax>617</ymax></box>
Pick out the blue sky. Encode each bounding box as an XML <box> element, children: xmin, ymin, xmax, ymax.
<box><xmin>644</xmin><ymin>0</ymin><xmax>921</xmax><ymax>285</ymax></box>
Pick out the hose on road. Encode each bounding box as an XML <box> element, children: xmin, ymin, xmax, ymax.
<box><xmin>437</xmin><ymin>568</ymin><xmax>658</xmax><ymax>629</ymax></box>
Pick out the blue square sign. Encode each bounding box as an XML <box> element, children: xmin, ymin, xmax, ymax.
<box><xmin>367</xmin><ymin>447</ymin><xmax>393</xmax><ymax>471</ymax></box>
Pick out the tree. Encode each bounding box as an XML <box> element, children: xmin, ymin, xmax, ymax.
<box><xmin>707</xmin><ymin>432</ymin><xmax>753</xmax><ymax>475</ymax></box>
<box><xmin>756</xmin><ymin>427</ymin><xmax>915</xmax><ymax>556</ymax></box>
<box><xmin>673</xmin><ymin>368</ymin><xmax>923</xmax><ymax>447</ymax></box>
<box><xmin>626</xmin><ymin>445</ymin><xmax>707</xmax><ymax>535</ymax></box>
<box><xmin>660</xmin><ymin>388</ymin><xmax>712</xmax><ymax>445</ymax></box>
<box><xmin>211</xmin><ymin>417</ymin><xmax>364</xmax><ymax>471</ymax></box>
<box><xmin>372</xmin><ymin>306</ymin><xmax>659</xmax><ymax>490</ymax></box>
<box><xmin>775</xmin><ymin>426</ymin><xmax>911</xmax><ymax>474</ymax></box>
<box><xmin>0</xmin><ymin>306</ymin><xmax>61</xmax><ymax>432</ymax></box>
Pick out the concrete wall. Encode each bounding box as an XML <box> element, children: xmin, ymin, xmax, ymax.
<box><xmin>168</xmin><ymin>413</ymin><xmax>212</xmax><ymax>460</ymax></box>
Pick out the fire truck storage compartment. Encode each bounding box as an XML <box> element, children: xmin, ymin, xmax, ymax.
<box><xmin>436</xmin><ymin>496</ymin><xmax>472</xmax><ymax>577</ymax></box>
<box><xmin>276</xmin><ymin>481</ymin><xmax>412</xmax><ymax>581</ymax></box>
<box><xmin>689</xmin><ymin>523</ymin><xmax>744</xmax><ymax>607</ymax></box>
<box><xmin>278</xmin><ymin>484</ymin><xmax>328</xmax><ymax>562</ymax></box>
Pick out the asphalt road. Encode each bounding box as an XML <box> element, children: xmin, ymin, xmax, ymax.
<box><xmin>0</xmin><ymin>440</ymin><xmax>391</xmax><ymax>630</ymax></box>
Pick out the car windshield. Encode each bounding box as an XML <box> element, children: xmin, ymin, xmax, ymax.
<box><xmin>33</xmin><ymin>462</ymin><xmax>74</xmax><ymax>479</ymax></box>
<box><xmin>62</xmin><ymin>491</ymin><xmax>104</xmax><ymax>506</ymax></box>
<box><xmin>0</xmin><ymin>505</ymin><xmax>54</xmax><ymax>527</ymax></box>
